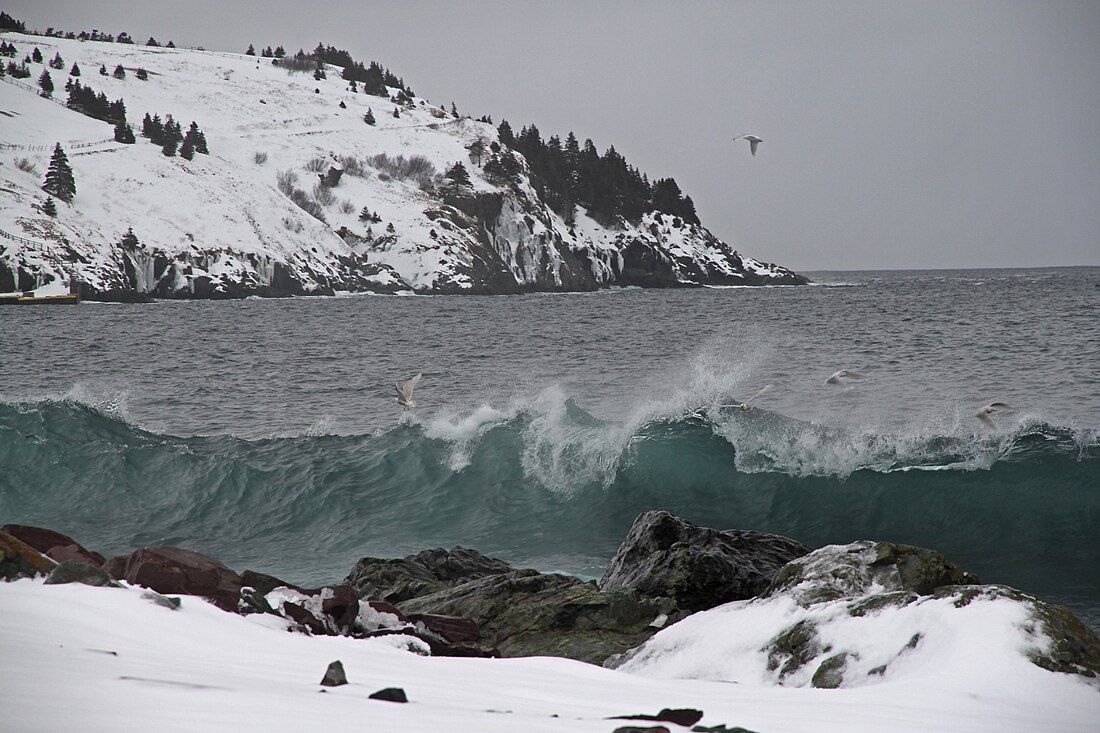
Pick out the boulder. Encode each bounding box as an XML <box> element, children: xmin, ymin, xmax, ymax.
<box><xmin>765</xmin><ymin>540</ymin><xmax>980</xmax><ymax>606</ymax></box>
<box><xmin>0</xmin><ymin>530</ymin><xmax>58</xmax><ymax>581</ymax></box>
<box><xmin>398</xmin><ymin>569</ymin><xmax>674</xmax><ymax>664</ymax></box>
<box><xmin>1</xmin><ymin>524</ymin><xmax>105</xmax><ymax>566</ymax></box>
<box><xmin>345</xmin><ymin>546</ymin><xmax>513</xmax><ymax>603</ymax></box>
<box><xmin>369</xmin><ymin>687</ymin><xmax>408</xmax><ymax>703</ymax></box>
<box><xmin>44</xmin><ymin>560</ymin><xmax>118</xmax><ymax>587</ymax></box>
<box><xmin>103</xmin><ymin>546</ymin><xmax>242</xmax><ymax>612</ymax></box>
<box><xmin>599</xmin><ymin>511</ymin><xmax>810</xmax><ymax>611</ymax></box>
<box><xmin>320</xmin><ymin>660</ymin><xmax>347</xmax><ymax>687</ymax></box>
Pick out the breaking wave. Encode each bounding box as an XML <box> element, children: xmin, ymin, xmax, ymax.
<box><xmin>1</xmin><ymin>394</ymin><xmax>1097</xmax><ymax>627</ymax></box>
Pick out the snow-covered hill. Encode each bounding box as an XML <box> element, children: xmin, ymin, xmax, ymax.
<box><xmin>0</xmin><ymin>33</ymin><xmax>807</xmax><ymax>298</ymax></box>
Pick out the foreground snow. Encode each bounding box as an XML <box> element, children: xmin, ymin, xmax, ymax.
<box><xmin>3</xmin><ymin>578</ymin><xmax>1097</xmax><ymax>732</ymax></box>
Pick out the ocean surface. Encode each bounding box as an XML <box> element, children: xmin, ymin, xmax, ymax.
<box><xmin>1</xmin><ymin>267</ymin><xmax>1098</xmax><ymax>629</ymax></box>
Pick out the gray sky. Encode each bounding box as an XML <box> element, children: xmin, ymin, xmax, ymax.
<box><xmin>8</xmin><ymin>1</ymin><xmax>1100</xmax><ymax>270</ymax></box>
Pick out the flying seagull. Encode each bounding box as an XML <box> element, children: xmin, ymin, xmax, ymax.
<box><xmin>732</xmin><ymin>134</ymin><xmax>763</xmax><ymax>157</ymax></box>
<box><xmin>395</xmin><ymin>372</ymin><xmax>422</xmax><ymax>410</ymax></box>
<box><xmin>825</xmin><ymin>370</ymin><xmax>864</xmax><ymax>386</ymax></box>
<box><xmin>717</xmin><ymin>384</ymin><xmax>774</xmax><ymax>412</ymax></box>
<box><xmin>975</xmin><ymin>402</ymin><xmax>1011</xmax><ymax>428</ymax></box>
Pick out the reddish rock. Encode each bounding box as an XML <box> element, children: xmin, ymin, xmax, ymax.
<box><xmin>1</xmin><ymin>524</ymin><xmax>105</xmax><ymax>566</ymax></box>
<box><xmin>364</xmin><ymin>599</ymin><xmax>408</xmax><ymax>625</ymax></box>
<box><xmin>407</xmin><ymin>613</ymin><xmax>480</xmax><ymax>644</ymax></box>
<box><xmin>321</xmin><ymin>584</ymin><xmax>360</xmax><ymax>633</ymax></box>
<box><xmin>240</xmin><ymin>569</ymin><xmax>308</xmax><ymax>596</ymax></box>
<box><xmin>283</xmin><ymin>601</ymin><xmax>328</xmax><ymax>634</ymax></box>
<box><xmin>47</xmin><ymin>544</ymin><xmax>108</xmax><ymax>567</ymax></box>
<box><xmin>104</xmin><ymin>546</ymin><xmax>242</xmax><ymax>612</ymax></box>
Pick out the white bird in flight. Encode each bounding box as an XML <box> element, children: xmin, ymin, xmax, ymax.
<box><xmin>825</xmin><ymin>370</ymin><xmax>864</xmax><ymax>386</ymax></box>
<box><xmin>975</xmin><ymin>402</ymin><xmax>1011</xmax><ymax>428</ymax></box>
<box><xmin>732</xmin><ymin>134</ymin><xmax>763</xmax><ymax>157</ymax></box>
<box><xmin>395</xmin><ymin>372</ymin><xmax>422</xmax><ymax>410</ymax></box>
<box><xmin>716</xmin><ymin>384</ymin><xmax>774</xmax><ymax>412</ymax></box>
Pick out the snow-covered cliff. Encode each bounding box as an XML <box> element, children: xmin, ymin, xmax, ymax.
<box><xmin>0</xmin><ymin>33</ymin><xmax>807</xmax><ymax>298</ymax></box>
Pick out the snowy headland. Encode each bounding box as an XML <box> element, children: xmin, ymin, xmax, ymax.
<box><xmin>0</xmin><ymin>32</ymin><xmax>806</xmax><ymax>299</ymax></box>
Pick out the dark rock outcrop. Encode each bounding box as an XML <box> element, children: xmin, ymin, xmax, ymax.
<box><xmin>398</xmin><ymin>568</ymin><xmax>674</xmax><ymax>664</ymax></box>
<box><xmin>103</xmin><ymin>546</ymin><xmax>242</xmax><ymax>612</ymax></box>
<box><xmin>0</xmin><ymin>529</ymin><xmax>59</xmax><ymax>581</ymax></box>
<box><xmin>765</xmin><ymin>540</ymin><xmax>980</xmax><ymax>605</ymax></box>
<box><xmin>345</xmin><ymin>546</ymin><xmax>513</xmax><ymax>604</ymax></box>
<box><xmin>44</xmin><ymin>560</ymin><xmax>118</xmax><ymax>587</ymax></box>
<box><xmin>1</xmin><ymin>524</ymin><xmax>105</xmax><ymax>566</ymax></box>
<box><xmin>599</xmin><ymin>511</ymin><xmax>811</xmax><ymax>612</ymax></box>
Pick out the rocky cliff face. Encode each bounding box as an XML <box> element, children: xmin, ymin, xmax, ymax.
<box><xmin>0</xmin><ymin>32</ymin><xmax>807</xmax><ymax>299</ymax></box>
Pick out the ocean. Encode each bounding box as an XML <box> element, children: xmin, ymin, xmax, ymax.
<box><xmin>1</xmin><ymin>267</ymin><xmax>1097</xmax><ymax>629</ymax></box>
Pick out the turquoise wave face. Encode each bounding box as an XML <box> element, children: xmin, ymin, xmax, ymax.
<box><xmin>1</xmin><ymin>397</ymin><xmax>1097</xmax><ymax>629</ymax></box>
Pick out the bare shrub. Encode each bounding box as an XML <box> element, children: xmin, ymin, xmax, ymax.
<box><xmin>289</xmin><ymin>187</ymin><xmax>326</xmax><ymax>222</ymax></box>
<box><xmin>282</xmin><ymin>216</ymin><xmax>304</xmax><ymax>233</ymax></box>
<box><xmin>312</xmin><ymin>183</ymin><xmax>336</xmax><ymax>207</ymax></box>
<box><xmin>337</xmin><ymin>155</ymin><xmax>367</xmax><ymax>178</ymax></box>
<box><xmin>276</xmin><ymin>170</ymin><xmax>299</xmax><ymax>196</ymax></box>
<box><xmin>254</xmin><ymin>151</ymin><xmax>268</xmax><ymax>165</ymax></box>
<box><xmin>305</xmin><ymin>156</ymin><xmax>327</xmax><ymax>173</ymax></box>
<box><xmin>14</xmin><ymin>157</ymin><xmax>37</xmax><ymax>174</ymax></box>
<box><xmin>366</xmin><ymin>153</ymin><xmax>436</xmax><ymax>189</ymax></box>
<box><xmin>339</xmin><ymin>199</ymin><xmax>355</xmax><ymax>215</ymax></box>
<box><xmin>377</xmin><ymin>171</ymin><xmax>391</xmax><ymax>182</ymax></box>
<box><xmin>273</xmin><ymin>56</ymin><xmax>314</xmax><ymax>74</ymax></box>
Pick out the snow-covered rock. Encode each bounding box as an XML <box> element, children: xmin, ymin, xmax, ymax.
<box><xmin>0</xmin><ymin>33</ymin><xmax>806</xmax><ymax>298</ymax></box>
<box><xmin>612</xmin><ymin>541</ymin><xmax>1100</xmax><ymax>693</ymax></box>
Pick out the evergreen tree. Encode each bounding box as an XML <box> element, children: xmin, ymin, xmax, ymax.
<box><xmin>392</xmin><ymin>107</ymin><xmax>399</xmax><ymax>118</ymax></box>
<box><xmin>113</xmin><ymin>63</ymin><xmax>125</xmax><ymax>79</ymax></box>
<box><xmin>162</xmin><ymin>137</ymin><xmax>178</xmax><ymax>157</ymax></box>
<box><xmin>179</xmin><ymin>136</ymin><xmax>195</xmax><ymax>160</ymax></box>
<box><xmin>445</xmin><ymin>161</ymin><xmax>472</xmax><ymax>189</ymax></box>
<box><xmin>42</xmin><ymin>197</ymin><xmax>57</xmax><ymax>217</ymax></box>
<box><xmin>450</xmin><ymin>101</ymin><xmax>458</xmax><ymax>118</ymax></box>
<box><xmin>184</xmin><ymin>122</ymin><xmax>208</xmax><ymax>154</ymax></box>
<box><xmin>38</xmin><ymin>69</ymin><xmax>53</xmax><ymax>97</ymax></box>
<box><xmin>261</xmin><ymin>46</ymin><xmax>273</xmax><ymax>58</ymax></box>
<box><xmin>313</xmin><ymin>64</ymin><xmax>326</xmax><ymax>80</ymax></box>
<box><xmin>467</xmin><ymin>139</ymin><xmax>486</xmax><ymax>167</ymax></box>
<box><xmin>120</xmin><ymin>227</ymin><xmax>140</xmax><ymax>249</ymax></box>
<box><xmin>166</xmin><ymin>40</ymin><xmax>175</xmax><ymax>48</ymax></box>
<box><xmin>31</xmin><ymin>47</ymin><xmax>42</xmax><ymax>63</ymax></box>
<box><xmin>363</xmin><ymin>107</ymin><xmax>375</xmax><ymax>125</ymax></box>
<box><xmin>48</xmin><ymin>52</ymin><xmax>64</xmax><ymax>70</ymax></box>
<box><xmin>69</xmin><ymin>62</ymin><xmax>80</xmax><ymax>76</ymax></box>
<box><xmin>117</xmin><ymin>33</ymin><xmax>134</xmax><ymax>44</ymax></box>
<box><xmin>113</xmin><ymin>120</ymin><xmax>135</xmax><ymax>143</ymax></box>
<box><xmin>246</xmin><ymin>44</ymin><xmax>256</xmax><ymax>56</ymax></box>
<box><xmin>99</xmin><ymin>63</ymin><xmax>107</xmax><ymax>76</ymax></box>
<box><xmin>273</xmin><ymin>45</ymin><xmax>285</xmax><ymax>58</ymax></box>
<box><xmin>42</xmin><ymin>143</ymin><xmax>76</xmax><ymax>202</ymax></box>
<box><xmin>136</xmin><ymin>67</ymin><xmax>148</xmax><ymax>80</ymax></box>
<box><xmin>146</xmin><ymin>37</ymin><xmax>159</xmax><ymax>47</ymax></box>
<box><xmin>497</xmin><ymin>119</ymin><xmax>515</xmax><ymax>148</ymax></box>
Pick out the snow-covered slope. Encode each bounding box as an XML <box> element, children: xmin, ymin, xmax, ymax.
<box><xmin>0</xmin><ymin>33</ymin><xmax>806</xmax><ymax>298</ymax></box>
<box><xmin>3</xmin><ymin>577</ymin><xmax>1097</xmax><ymax>733</ymax></box>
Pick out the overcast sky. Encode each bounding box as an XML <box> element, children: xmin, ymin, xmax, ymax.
<box><xmin>7</xmin><ymin>1</ymin><xmax>1099</xmax><ymax>271</ymax></box>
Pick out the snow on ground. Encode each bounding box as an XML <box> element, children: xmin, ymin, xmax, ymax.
<box><xmin>3</xmin><ymin>577</ymin><xmax>1097</xmax><ymax>733</ymax></box>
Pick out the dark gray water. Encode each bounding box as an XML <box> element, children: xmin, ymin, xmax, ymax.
<box><xmin>3</xmin><ymin>268</ymin><xmax>1098</xmax><ymax>438</ymax></box>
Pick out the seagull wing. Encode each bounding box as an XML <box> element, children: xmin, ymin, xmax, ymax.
<box><xmin>400</xmin><ymin>372</ymin><xmax>422</xmax><ymax>400</ymax></box>
<box><xmin>749</xmin><ymin>139</ymin><xmax>759</xmax><ymax>156</ymax></box>
<box><xmin>976</xmin><ymin>411</ymin><xmax>995</xmax><ymax>428</ymax></box>
<box><xmin>744</xmin><ymin>384</ymin><xmax>774</xmax><ymax>404</ymax></box>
